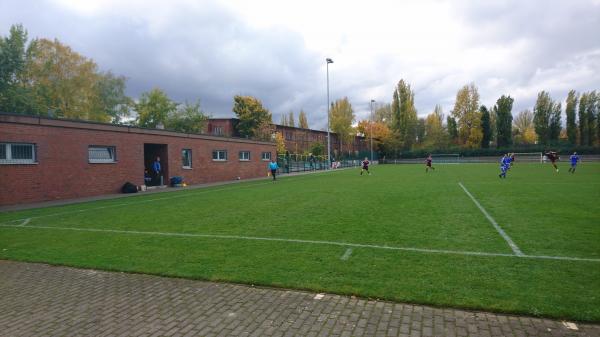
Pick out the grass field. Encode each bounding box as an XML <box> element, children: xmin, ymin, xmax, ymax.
<box><xmin>1</xmin><ymin>162</ymin><xmax>599</xmax><ymax>321</ymax></box>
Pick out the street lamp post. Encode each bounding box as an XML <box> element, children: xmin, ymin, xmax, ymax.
<box><xmin>326</xmin><ymin>58</ymin><xmax>333</xmax><ymax>168</ymax></box>
<box><xmin>370</xmin><ymin>99</ymin><xmax>375</xmax><ymax>162</ymax></box>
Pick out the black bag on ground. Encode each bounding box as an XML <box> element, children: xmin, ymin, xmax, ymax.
<box><xmin>121</xmin><ymin>182</ymin><xmax>138</xmax><ymax>193</ymax></box>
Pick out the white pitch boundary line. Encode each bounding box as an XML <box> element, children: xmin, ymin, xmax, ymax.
<box><xmin>0</xmin><ymin>168</ymin><xmax>349</xmax><ymax>225</ymax></box>
<box><xmin>340</xmin><ymin>248</ymin><xmax>353</xmax><ymax>260</ymax></box>
<box><xmin>18</xmin><ymin>218</ymin><xmax>30</xmax><ymax>227</ymax></box>
<box><xmin>1</xmin><ymin>224</ymin><xmax>599</xmax><ymax>262</ymax></box>
<box><xmin>458</xmin><ymin>182</ymin><xmax>524</xmax><ymax>256</ymax></box>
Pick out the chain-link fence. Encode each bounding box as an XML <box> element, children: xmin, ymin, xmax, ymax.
<box><xmin>277</xmin><ymin>154</ymin><xmax>376</xmax><ymax>174</ymax></box>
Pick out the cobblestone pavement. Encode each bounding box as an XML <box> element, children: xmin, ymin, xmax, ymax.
<box><xmin>1</xmin><ymin>261</ymin><xmax>598</xmax><ymax>337</ymax></box>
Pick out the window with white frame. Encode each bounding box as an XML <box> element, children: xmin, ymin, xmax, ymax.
<box><xmin>88</xmin><ymin>146</ymin><xmax>116</xmax><ymax>163</ymax></box>
<box><xmin>213</xmin><ymin>126</ymin><xmax>223</xmax><ymax>136</ymax></box>
<box><xmin>182</xmin><ymin>149</ymin><xmax>192</xmax><ymax>168</ymax></box>
<box><xmin>239</xmin><ymin>151</ymin><xmax>250</xmax><ymax>161</ymax></box>
<box><xmin>212</xmin><ymin>150</ymin><xmax>227</xmax><ymax>161</ymax></box>
<box><xmin>0</xmin><ymin>143</ymin><xmax>36</xmax><ymax>164</ymax></box>
<box><xmin>261</xmin><ymin>152</ymin><xmax>271</xmax><ymax>161</ymax></box>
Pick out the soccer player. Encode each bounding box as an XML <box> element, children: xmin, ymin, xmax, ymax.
<box><xmin>568</xmin><ymin>152</ymin><xmax>580</xmax><ymax>174</ymax></box>
<box><xmin>545</xmin><ymin>151</ymin><xmax>559</xmax><ymax>172</ymax></box>
<box><xmin>499</xmin><ymin>154</ymin><xmax>509</xmax><ymax>178</ymax></box>
<box><xmin>425</xmin><ymin>154</ymin><xmax>435</xmax><ymax>172</ymax></box>
<box><xmin>510</xmin><ymin>153</ymin><xmax>515</xmax><ymax>167</ymax></box>
<box><xmin>360</xmin><ymin>157</ymin><xmax>371</xmax><ymax>175</ymax></box>
<box><xmin>268</xmin><ymin>158</ymin><xmax>279</xmax><ymax>181</ymax></box>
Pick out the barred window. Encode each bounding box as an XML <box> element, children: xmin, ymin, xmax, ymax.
<box><xmin>0</xmin><ymin>143</ymin><xmax>36</xmax><ymax>164</ymax></box>
<box><xmin>212</xmin><ymin>150</ymin><xmax>227</xmax><ymax>161</ymax></box>
<box><xmin>182</xmin><ymin>149</ymin><xmax>192</xmax><ymax>168</ymax></box>
<box><xmin>88</xmin><ymin>146</ymin><xmax>116</xmax><ymax>163</ymax></box>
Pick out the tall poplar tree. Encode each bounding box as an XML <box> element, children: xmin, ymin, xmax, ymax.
<box><xmin>494</xmin><ymin>95</ymin><xmax>514</xmax><ymax>148</ymax></box>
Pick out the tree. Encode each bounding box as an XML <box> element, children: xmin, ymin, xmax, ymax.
<box><xmin>374</xmin><ymin>103</ymin><xmax>393</xmax><ymax>126</ymax></box>
<box><xmin>27</xmin><ymin>38</ymin><xmax>106</xmax><ymax>121</ymax></box>
<box><xmin>164</xmin><ymin>101</ymin><xmax>208</xmax><ymax>134</ymax></box>
<box><xmin>287</xmin><ymin>111</ymin><xmax>295</xmax><ymax>128</ymax></box>
<box><xmin>0</xmin><ymin>24</ymin><xmax>39</xmax><ymax>114</ymax></box>
<box><xmin>565</xmin><ymin>90</ymin><xmax>578</xmax><ymax>145</ymax></box>
<box><xmin>280</xmin><ymin>113</ymin><xmax>288</xmax><ymax>126</ymax></box>
<box><xmin>135</xmin><ymin>88</ymin><xmax>177</xmax><ymax>128</ymax></box>
<box><xmin>415</xmin><ymin>118</ymin><xmax>426</xmax><ymax>146</ymax></box>
<box><xmin>533</xmin><ymin>91</ymin><xmax>556</xmax><ymax>145</ymax></box>
<box><xmin>446</xmin><ymin>116</ymin><xmax>458</xmax><ymax>144</ymax></box>
<box><xmin>93</xmin><ymin>71</ymin><xmax>132</xmax><ymax>124</ymax></box>
<box><xmin>391</xmin><ymin>79</ymin><xmax>418</xmax><ymax>149</ymax></box>
<box><xmin>356</xmin><ymin>119</ymin><xmax>392</xmax><ymax>155</ymax></box>
<box><xmin>274</xmin><ymin>132</ymin><xmax>286</xmax><ymax>154</ymax></box>
<box><xmin>424</xmin><ymin>105</ymin><xmax>448</xmax><ymax>149</ymax></box>
<box><xmin>578</xmin><ymin>92</ymin><xmax>589</xmax><ymax>146</ymax></box>
<box><xmin>329</xmin><ymin>97</ymin><xmax>355</xmax><ymax>154</ymax></box>
<box><xmin>232</xmin><ymin>95</ymin><xmax>272</xmax><ymax>139</ymax></box>
<box><xmin>494</xmin><ymin>95</ymin><xmax>514</xmax><ymax>148</ymax></box>
<box><xmin>310</xmin><ymin>142</ymin><xmax>324</xmax><ymax>156</ymax></box>
<box><xmin>549</xmin><ymin>102</ymin><xmax>562</xmax><ymax>143</ymax></box>
<box><xmin>584</xmin><ymin>91</ymin><xmax>598</xmax><ymax>146</ymax></box>
<box><xmin>480</xmin><ymin>105</ymin><xmax>491</xmax><ymax>148</ymax></box>
<box><xmin>298</xmin><ymin>109</ymin><xmax>308</xmax><ymax>129</ymax></box>
<box><xmin>451</xmin><ymin>83</ymin><xmax>482</xmax><ymax>148</ymax></box>
<box><xmin>512</xmin><ymin>110</ymin><xmax>536</xmax><ymax>145</ymax></box>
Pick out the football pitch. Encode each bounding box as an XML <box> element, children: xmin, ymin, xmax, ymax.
<box><xmin>1</xmin><ymin>163</ymin><xmax>599</xmax><ymax>321</ymax></box>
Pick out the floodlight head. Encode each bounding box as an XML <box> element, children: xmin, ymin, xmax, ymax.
<box><xmin>326</xmin><ymin>58</ymin><xmax>334</xmax><ymax>64</ymax></box>
<box><xmin>371</xmin><ymin>99</ymin><xmax>375</xmax><ymax>103</ymax></box>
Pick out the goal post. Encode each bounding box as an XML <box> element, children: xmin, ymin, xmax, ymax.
<box><xmin>511</xmin><ymin>152</ymin><xmax>543</xmax><ymax>163</ymax></box>
<box><xmin>430</xmin><ymin>153</ymin><xmax>460</xmax><ymax>164</ymax></box>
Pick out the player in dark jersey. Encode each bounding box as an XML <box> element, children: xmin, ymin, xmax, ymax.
<box><xmin>510</xmin><ymin>153</ymin><xmax>515</xmax><ymax>168</ymax></box>
<box><xmin>360</xmin><ymin>157</ymin><xmax>371</xmax><ymax>175</ymax></box>
<box><xmin>545</xmin><ymin>151</ymin><xmax>559</xmax><ymax>172</ymax></box>
<box><xmin>425</xmin><ymin>154</ymin><xmax>435</xmax><ymax>172</ymax></box>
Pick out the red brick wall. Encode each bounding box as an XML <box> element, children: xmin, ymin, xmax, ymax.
<box><xmin>0</xmin><ymin>115</ymin><xmax>276</xmax><ymax>206</ymax></box>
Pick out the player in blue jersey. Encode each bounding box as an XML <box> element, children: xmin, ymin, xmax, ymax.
<box><xmin>568</xmin><ymin>152</ymin><xmax>580</xmax><ymax>174</ymax></box>
<box><xmin>498</xmin><ymin>154</ymin><xmax>509</xmax><ymax>178</ymax></box>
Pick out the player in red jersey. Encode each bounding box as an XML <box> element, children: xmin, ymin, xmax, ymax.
<box><xmin>360</xmin><ymin>157</ymin><xmax>371</xmax><ymax>175</ymax></box>
<box><xmin>545</xmin><ymin>151</ymin><xmax>559</xmax><ymax>172</ymax></box>
<box><xmin>425</xmin><ymin>154</ymin><xmax>435</xmax><ymax>172</ymax></box>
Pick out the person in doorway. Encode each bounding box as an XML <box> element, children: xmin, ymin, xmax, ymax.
<box><xmin>268</xmin><ymin>158</ymin><xmax>279</xmax><ymax>181</ymax></box>
<box><xmin>144</xmin><ymin>169</ymin><xmax>152</xmax><ymax>185</ymax></box>
<box><xmin>152</xmin><ymin>156</ymin><xmax>162</xmax><ymax>185</ymax></box>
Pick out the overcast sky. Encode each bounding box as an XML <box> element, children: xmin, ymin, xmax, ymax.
<box><xmin>1</xmin><ymin>0</ymin><xmax>599</xmax><ymax>128</ymax></box>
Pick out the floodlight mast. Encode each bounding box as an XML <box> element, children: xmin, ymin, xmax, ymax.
<box><xmin>326</xmin><ymin>58</ymin><xmax>333</xmax><ymax>168</ymax></box>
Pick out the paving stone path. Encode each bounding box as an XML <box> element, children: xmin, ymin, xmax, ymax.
<box><xmin>0</xmin><ymin>260</ymin><xmax>598</xmax><ymax>337</ymax></box>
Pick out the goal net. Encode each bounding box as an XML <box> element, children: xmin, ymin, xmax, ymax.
<box><xmin>430</xmin><ymin>153</ymin><xmax>460</xmax><ymax>163</ymax></box>
<box><xmin>512</xmin><ymin>152</ymin><xmax>543</xmax><ymax>163</ymax></box>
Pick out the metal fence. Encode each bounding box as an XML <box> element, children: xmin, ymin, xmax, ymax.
<box><xmin>381</xmin><ymin>155</ymin><xmax>600</xmax><ymax>164</ymax></box>
<box><xmin>277</xmin><ymin>154</ymin><xmax>375</xmax><ymax>174</ymax></box>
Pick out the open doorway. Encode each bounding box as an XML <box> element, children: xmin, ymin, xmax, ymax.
<box><xmin>144</xmin><ymin>143</ymin><xmax>168</xmax><ymax>186</ymax></box>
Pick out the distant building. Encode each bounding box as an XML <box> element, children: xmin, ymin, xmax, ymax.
<box><xmin>205</xmin><ymin>118</ymin><xmax>369</xmax><ymax>156</ymax></box>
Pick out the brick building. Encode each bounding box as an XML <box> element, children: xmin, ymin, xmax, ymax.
<box><xmin>0</xmin><ymin>114</ymin><xmax>276</xmax><ymax>206</ymax></box>
<box><xmin>205</xmin><ymin>118</ymin><xmax>369</xmax><ymax>156</ymax></box>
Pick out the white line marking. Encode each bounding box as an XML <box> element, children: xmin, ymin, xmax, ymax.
<box><xmin>1</xmin><ymin>224</ymin><xmax>598</xmax><ymax>262</ymax></box>
<box><xmin>18</xmin><ymin>218</ymin><xmax>31</xmax><ymax>227</ymax></box>
<box><xmin>340</xmin><ymin>248</ymin><xmax>353</xmax><ymax>260</ymax></box>
<box><xmin>458</xmin><ymin>182</ymin><xmax>524</xmax><ymax>256</ymax></box>
<box><xmin>0</xmin><ymin>169</ymin><xmax>348</xmax><ymax>224</ymax></box>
